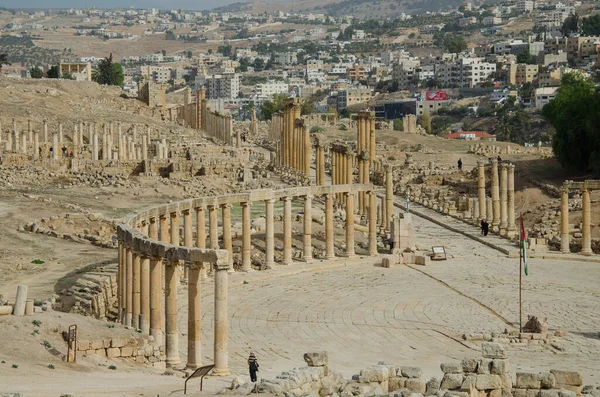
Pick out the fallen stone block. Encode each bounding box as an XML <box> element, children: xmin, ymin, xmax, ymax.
<box><xmin>550</xmin><ymin>370</ymin><xmax>583</xmax><ymax>387</ymax></box>
<box><xmin>441</xmin><ymin>373</ymin><xmax>463</xmax><ymax>390</ymax></box>
<box><xmin>441</xmin><ymin>362</ymin><xmax>463</xmax><ymax>374</ymax></box>
<box><xmin>517</xmin><ymin>373</ymin><xmax>541</xmax><ymax>389</ymax></box>
<box><xmin>476</xmin><ymin>374</ymin><xmax>502</xmax><ymax>390</ymax></box>
<box><xmin>400</xmin><ymin>366</ymin><xmax>422</xmax><ymax>378</ymax></box>
<box><xmin>406</xmin><ymin>379</ymin><xmax>426</xmax><ymax>393</ymax></box>
<box><xmin>482</xmin><ymin>342</ymin><xmax>508</xmax><ymax>359</ymax></box>
<box><xmin>304</xmin><ymin>352</ymin><xmax>328</xmax><ymax>367</ymax></box>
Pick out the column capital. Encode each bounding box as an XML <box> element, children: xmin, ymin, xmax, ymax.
<box><xmin>149</xmin><ymin>217</ymin><xmax>157</xmax><ymax>223</ymax></box>
<box><xmin>194</xmin><ymin>205</ymin><xmax>205</xmax><ymax>211</ymax></box>
<box><xmin>190</xmin><ymin>261</ymin><xmax>203</xmax><ymax>270</ymax></box>
<box><xmin>159</xmin><ymin>214</ymin><xmax>167</xmax><ymax>220</ymax></box>
<box><xmin>477</xmin><ymin>160</ymin><xmax>486</xmax><ymax>166</ymax></box>
<box><xmin>304</xmin><ymin>194</ymin><xmax>313</xmax><ymax>200</ymax></box>
<box><xmin>241</xmin><ymin>201</ymin><xmax>252</xmax><ymax>208</ymax></box>
<box><xmin>265</xmin><ymin>198</ymin><xmax>276</xmax><ymax>204</ymax></box>
<box><xmin>345</xmin><ymin>191</ymin><xmax>354</xmax><ymax>197</ymax></box>
<box><xmin>182</xmin><ymin>209</ymin><xmax>191</xmax><ymax>215</ymax></box>
<box><xmin>220</xmin><ymin>203</ymin><xmax>231</xmax><ymax>209</ymax></box>
<box><xmin>560</xmin><ymin>186</ymin><xmax>569</xmax><ymax>194</ymax></box>
<box><xmin>170</xmin><ymin>211</ymin><xmax>178</xmax><ymax>218</ymax></box>
<box><xmin>281</xmin><ymin>196</ymin><xmax>291</xmax><ymax>202</ymax></box>
<box><xmin>490</xmin><ymin>158</ymin><xmax>498</xmax><ymax>165</ymax></box>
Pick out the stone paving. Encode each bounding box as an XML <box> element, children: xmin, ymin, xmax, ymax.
<box><xmin>169</xmin><ymin>200</ymin><xmax>600</xmax><ymax>384</ymax></box>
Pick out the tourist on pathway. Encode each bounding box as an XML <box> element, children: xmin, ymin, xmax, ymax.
<box><xmin>481</xmin><ymin>218</ymin><xmax>489</xmax><ymax>236</ymax></box>
<box><xmin>248</xmin><ymin>351</ymin><xmax>259</xmax><ymax>382</ymax></box>
<box><xmin>497</xmin><ymin>155</ymin><xmax>502</xmax><ymax>162</ymax></box>
<box><xmin>457</xmin><ymin>158</ymin><xmax>462</xmax><ymax>171</ymax></box>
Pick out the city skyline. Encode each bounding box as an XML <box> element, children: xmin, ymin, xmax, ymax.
<box><xmin>0</xmin><ymin>0</ymin><xmax>241</xmax><ymax>10</ymax></box>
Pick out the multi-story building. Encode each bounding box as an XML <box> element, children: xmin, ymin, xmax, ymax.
<box><xmin>255</xmin><ymin>81</ymin><xmax>289</xmax><ymax>97</ymax></box>
<box><xmin>346</xmin><ymin>64</ymin><xmax>366</xmax><ymax>82</ymax></box>
<box><xmin>205</xmin><ymin>72</ymin><xmax>240</xmax><ymax>99</ymax></box>
<box><xmin>436</xmin><ymin>58</ymin><xmax>496</xmax><ymax>88</ymax></box>
<box><xmin>535</xmin><ymin>87</ymin><xmax>558</xmax><ymax>108</ymax></box>
<box><xmin>336</xmin><ymin>87</ymin><xmax>373</xmax><ymax>110</ymax></box>
<box><xmin>59</xmin><ymin>62</ymin><xmax>92</xmax><ymax>81</ymax></box>
<box><xmin>274</xmin><ymin>52</ymin><xmax>297</xmax><ymax>65</ymax></box>
<box><xmin>537</xmin><ymin>68</ymin><xmax>564</xmax><ymax>87</ymax></box>
<box><xmin>392</xmin><ymin>59</ymin><xmax>420</xmax><ymax>89</ymax></box>
<box><xmin>482</xmin><ymin>16</ymin><xmax>502</xmax><ymax>25</ymax></box>
<box><xmin>509</xmin><ymin>63</ymin><xmax>539</xmax><ymax>85</ymax></box>
<box><xmin>517</xmin><ymin>0</ymin><xmax>534</xmax><ymax>13</ymax></box>
<box><xmin>140</xmin><ymin>66</ymin><xmax>171</xmax><ymax>83</ymax></box>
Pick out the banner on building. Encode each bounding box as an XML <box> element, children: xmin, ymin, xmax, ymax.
<box><xmin>425</xmin><ymin>91</ymin><xmax>448</xmax><ymax>101</ymax></box>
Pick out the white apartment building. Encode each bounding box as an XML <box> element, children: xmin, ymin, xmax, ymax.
<box><xmin>535</xmin><ymin>87</ymin><xmax>558</xmax><ymax>108</ymax></box>
<box><xmin>482</xmin><ymin>16</ymin><xmax>502</xmax><ymax>25</ymax></box>
<box><xmin>140</xmin><ymin>66</ymin><xmax>171</xmax><ymax>83</ymax></box>
<box><xmin>392</xmin><ymin>59</ymin><xmax>421</xmax><ymax>89</ymax></box>
<box><xmin>255</xmin><ymin>81</ymin><xmax>289</xmax><ymax>97</ymax></box>
<box><xmin>517</xmin><ymin>0</ymin><xmax>534</xmax><ymax>13</ymax></box>
<box><xmin>436</xmin><ymin>58</ymin><xmax>496</xmax><ymax>88</ymax></box>
<box><xmin>206</xmin><ymin>73</ymin><xmax>240</xmax><ymax>99</ymax></box>
<box><xmin>274</xmin><ymin>52</ymin><xmax>298</xmax><ymax>65</ymax></box>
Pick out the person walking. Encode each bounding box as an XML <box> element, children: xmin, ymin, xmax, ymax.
<box><xmin>248</xmin><ymin>351</ymin><xmax>259</xmax><ymax>382</ymax></box>
<box><xmin>457</xmin><ymin>158</ymin><xmax>463</xmax><ymax>171</ymax></box>
<box><xmin>481</xmin><ymin>218</ymin><xmax>489</xmax><ymax>236</ymax></box>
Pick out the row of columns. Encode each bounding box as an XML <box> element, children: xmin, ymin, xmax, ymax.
<box><xmin>203</xmin><ymin>111</ymin><xmax>233</xmax><ymax>145</ymax></box>
<box><xmin>476</xmin><ymin>159</ymin><xmax>517</xmax><ymax>238</ymax></box>
<box><xmin>330</xmin><ymin>145</ymin><xmax>354</xmax><ymax>203</ymax></box>
<box><xmin>278</xmin><ymin>98</ymin><xmax>311</xmax><ymax>177</ymax></box>
<box><xmin>357</xmin><ymin>112</ymin><xmax>376</xmax><ymax>214</ymax></box>
<box><xmin>117</xmin><ymin>236</ymin><xmax>230</xmax><ymax>374</ymax></box>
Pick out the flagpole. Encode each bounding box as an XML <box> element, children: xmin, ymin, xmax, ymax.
<box><xmin>519</xmin><ymin>236</ymin><xmax>523</xmax><ymax>333</ymax></box>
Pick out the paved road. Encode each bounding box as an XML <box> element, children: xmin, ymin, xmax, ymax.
<box><xmin>172</xmin><ymin>200</ymin><xmax>600</xmax><ymax>382</ymax></box>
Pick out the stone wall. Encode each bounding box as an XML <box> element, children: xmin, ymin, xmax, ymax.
<box><xmin>225</xmin><ymin>344</ymin><xmax>595</xmax><ymax>397</ymax></box>
<box><xmin>75</xmin><ymin>335</ymin><xmax>164</xmax><ymax>368</ymax></box>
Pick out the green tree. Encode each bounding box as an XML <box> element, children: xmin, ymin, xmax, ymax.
<box><xmin>0</xmin><ymin>53</ymin><xmax>10</xmax><ymax>71</ymax></box>
<box><xmin>420</xmin><ymin>113</ymin><xmax>431</xmax><ymax>133</ymax></box>
<box><xmin>253</xmin><ymin>57</ymin><xmax>265</xmax><ymax>71</ymax></box>
<box><xmin>96</xmin><ymin>54</ymin><xmax>124</xmax><ymax>86</ymax></box>
<box><xmin>444</xmin><ymin>36</ymin><xmax>467</xmax><ymax>53</ymax></box>
<box><xmin>582</xmin><ymin>14</ymin><xmax>600</xmax><ymax>35</ymax></box>
<box><xmin>30</xmin><ymin>66</ymin><xmax>43</xmax><ymax>78</ymax></box>
<box><xmin>259</xmin><ymin>93</ymin><xmax>288</xmax><ymax>121</ymax></box>
<box><xmin>301</xmin><ymin>100</ymin><xmax>314</xmax><ymax>115</ymax></box>
<box><xmin>62</xmin><ymin>72</ymin><xmax>75</xmax><ymax>80</ymax></box>
<box><xmin>561</xmin><ymin>13</ymin><xmax>579</xmax><ymax>36</ymax></box>
<box><xmin>542</xmin><ymin>73</ymin><xmax>600</xmax><ymax>173</ymax></box>
<box><xmin>165</xmin><ymin>31</ymin><xmax>176</xmax><ymax>40</ymax></box>
<box><xmin>47</xmin><ymin>65</ymin><xmax>60</xmax><ymax>78</ymax></box>
<box><xmin>517</xmin><ymin>51</ymin><xmax>537</xmax><ymax>65</ymax></box>
<box><xmin>393</xmin><ymin>118</ymin><xmax>404</xmax><ymax>131</ymax></box>
<box><xmin>218</xmin><ymin>45</ymin><xmax>232</xmax><ymax>57</ymax></box>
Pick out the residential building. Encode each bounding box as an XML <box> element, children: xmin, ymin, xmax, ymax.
<box><xmin>59</xmin><ymin>62</ymin><xmax>92</xmax><ymax>81</ymax></box>
<box><xmin>336</xmin><ymin>87</ymin><xmax>373</xmax><ymax>110</ymax></box>
<box><xmin>509</xmin><ymin>64</ymin><xmax>539</xmax><ymax>85</ymax></box>
<box><xmin>482</xmin><ymin>16</ymin><xmax>502</xmax><ymax>25</ymax></box>
<box><xmin>140</xmin><ymin>66</ymin><xmax>171</xmax><ymax>83</ymax></box>
<box><xmin>206</xmin><ymin>72</ymin><xmax>240</xmax><ymax>99</ymax></box>
<box><xmin>255</xmin><ymin>81</ymin><xmax>289</xmax><ymax>97</ymax></box>
<box><xmin>537</xmin><ymin>68</ymin><xmax>565</xmax><ymax>87</ymax></box>
<box><xmin>392</xmin><ymin>59</ymin><xmax>420</xmax><ymax>89</ymax></box>
<box><xmin>444</xmin><ymin>131</ymin><xmax>497</xmax><ymax>141</ymax></box>
<box><xmin>347</xmin><ymin>64</ymin><xmax>367</xmax><ymax>82</ymax></box>
<box><xmin>517</xmin><ymin>0</ymin><xmax>534</xmax><ymax>13</ymax></box>
<box><xmin>534</xmin><ymin>87</ymin><xmax>559</xmax><ymax>108</ymax></box>
<box><xmin>274</xmin><ymin>52</ymin><xmax>298</xmax><ymax>65</ymax></box>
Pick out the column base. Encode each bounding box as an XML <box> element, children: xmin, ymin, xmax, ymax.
<box><xmin>125</xmin><ymin>313</ymin><xmax>132</xmax><ymax>327</ymax></box>
<box><xmin>265</xmin><ymin>262</ymin><xmax>276</xmax><ymax>268</ymax></box>
<box><xmin>324</xmin><ymin>255</ymin><xmax>335</xmax><ymax>260</ymax></box>
<box><xmin>580</xmin><ymin>249</ymin><xmax>593</xmax><ymax>256</ymax></box>
<box><xmin>345</xmin><ymin>253</ymin><xmax>356</xmax><ymax>258</ymax></box>
<box><xmin>166</xmin><ymin>358</ymin><xmax>182</xmax><ymax>368</ymax></box>
<box><xmin>302</xmin><ymin>257</ymin><xmax>313</xmax><ymax>263</ymax></box>
<box><xmin>186</xmin><ymin>364</ymin><xmax>202</xmax><ymax>370</ymax></box>
<box><xmin>369</xmin><ymin>251</ymin><xmax>378</xmax><ymax>257</ymax></box>
<box><xmin>282</xmin><ymin>260</ymin><xmax>293</xmax><ymax>265</ymax></box>
<box><xmin>240</xmin><ymin>267</ymin><xmax>255</xmax><ymax>272</ymax></box>
<box><xmin>212</xmin><ymin>368</ymin><xmax>230</xmax><ymax>376</ymax></box>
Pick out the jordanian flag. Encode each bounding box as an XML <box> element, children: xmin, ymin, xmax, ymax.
<box><xmin>520</xmin><ymin>215</ymin><xmax>528</xmax><ymax>276</ymax></box>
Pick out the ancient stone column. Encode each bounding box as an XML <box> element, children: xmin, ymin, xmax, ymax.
<box><xmin>491</xmin><ymin>159</ymin><xmax>500</xmax><ymax>232</ymax></box>
<box><xmin>43</xmin><ymin>120</ymin><xmax>48</xmax><ymax>142</ymax></box>
<box><xmin>142</xmin><ymin>134</ymin><xmax>148</xmax><ymax>161</ymax></box>
<box><xmin>187</xmin><ymin>261</ymin><xmax>202</xmax><ymax>369</ymax></box>
<box><xmin>345</xmin><ymin>192</ymin><xmax>355</xmax><ymax>257</ymax></box>
<box><xmin>368</xmin><ymin>191</ymin><xmax>378</xmax><ymax>256</ymax></box>
<box><xmin>92</xmin><ymin>133</ymin><xmax>98</xmax><ymax>161</ymax></box>
<box><xmin>125</xmin><ymin>246</ymin><xmax>133</xmax><ymax>327</ymax></box>
<box><xmin>140</xmin><ymin>256</ymin><xmax>150</xmax><ymax>334</ymax></box>
<box><xmin>477</xmin><ymin>160</ymin><xmax>486</xmax><ymax>219</ymax></box>
<box><xmin>473</xmin><ymin>198</ymin><xmax>480</xmax><ymax>226</ymax></box>
<box><xmin>149</xmin><ymin>256</ymin><xmax>163</xmax><ymax>345</ymax></box>
<box><xmin>303</xmin><ymin>195</ymin><xmax>313</xmax><ymax>262</ymax></box>
<box><xmin>165</xmin><ymin>260</ymin><xmax>181</xmax><ymax>367</ymax></box>
<box><xmin>560</xmin><ymin>187</ymin><xmax>570</xmax><ymax>253</ymax></box>
<box><xmin>213</xmin><ymin>263</ymin><xmax>229</xmax><ymax>376</ymax></box>
<box><xmin>331</xmin><ymin>150</ymin><xmax>337</xmax><ymax>187</ymax></box>
<box><xmin>53</xmin><ymin>133</ymin><xmax>59</xmax><ymax>160</ymax></box>
<box><xmin>209</xmin><ymin>205</ymin><xmax>218</xmax><ymax>249</ymax></box>
<box><xmin>499</xmin><ymin>163</ymin><xmax>508</xmax><ymax>236</ymax></box>
<box><xmin>581</xmin><ymin>189</ymin><xmax>592</xmax><ymax>255</ymax></box>
<box><xmin>486</xmin><ymin>197</ymin><xmax>493</xmax><ymax>222</ymax></box>
<box><xmin>385</xmin><ymin>165</ymin><xmax>394</xmax><ymax>231</ymax></box>
<box><xmin>170</xmin><ymin>212</ymin><xmax>180</xmax><ymax>246</ymax></box>
<box><xmin>282</xmin><ymin>197</ymin><xmax>293</xmax><ymax>265</ymax></box>
<box><xmin>183</xmin><ymin>209</ymin><xmax>193</xmax><ymax>282</ymax></box>
<box><xmin>132</xmin><ymin>252</ymin><xmax>141</xmax><ymax>330</ymax></box>
<box><xmin>304</xmin><ymin>126</ymin><xmax>311</xmax><ymax>176</ymax></box>
<box><xmin>507</xmin><ymin>164</ymin><xmax>517</xmax><ymax>237</ymax></box>
<box><xmin>325</xmin><ymin>194</ymin><xmax>335</xmax><ymax>259</ymax></box>
<box><xmin>12</xmin><ymin>285</ymin><xmax>28</xmax><ymax>316</ymax></box>
<box><xmin>265</xmin><ymin>199</ymin><xmax>275</xmax><ymax>267</ymax></box>
<box><xmin>21</xmin><ymin>133</ymin><xmax>27</xmax><ymax>154</ymax></box>
<box><xmin>236</xmin><ymin>130</ymin><xmax>241</xmax><ymax>148</ymax></box>
<box><xmin>160</xmin><ymin>215</ymin><xmax>169</xmax><ymax>243</ymax></box>
<box><xmin>117</xmin><ymin>243</ymin><xmax>124</xmax><ymax>322</ymax></box>
<box><xmin>33</xmin><ymin>131</ymin><xmax>39</xmax><ymax>161</ymax></box>
<box><xmin>222</xmin><ymin>204</ymin><xmax>234</xmax><ymax>271</ymax></box>
<box><xmin>58</xmin><ymin>121</ymin><xmax>63</xmax><ymax>144</ymax></box>
<box><xmin>241</xmin><ymin>202</ymin><xmax>252</xmax><ymax>272</ymax></box>
<box><xmin>369</xmin><ymin>115</ymin><xmax>376</xmax><ymax>166</ymax></box>
<box><xmin>319</xmin><ymin>146</ymin><xmax>326</xmax><ymax>186</ymax></box>
<box><xmin>196</xmin><ymin>207</ymin><xmax>206</xmax><ymax>249</ymax></box>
